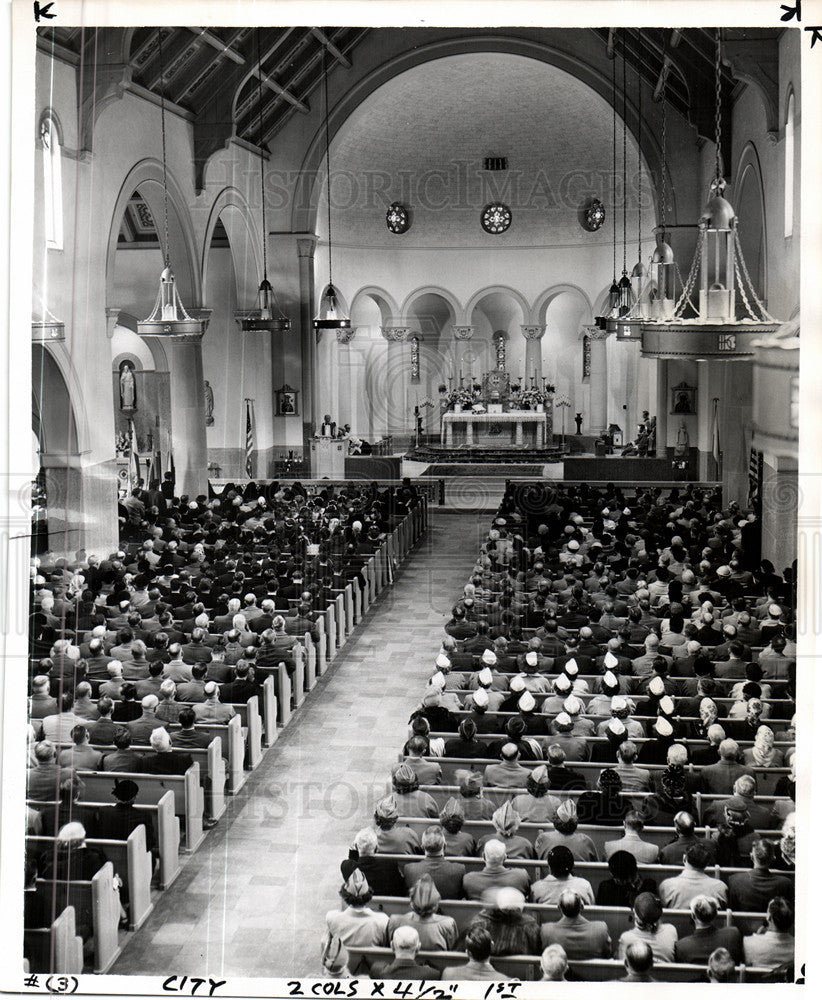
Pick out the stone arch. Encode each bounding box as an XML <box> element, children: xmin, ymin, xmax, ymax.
<box><xmin>105</xmin><ymin>158</ymin><xmax>202</xmax><ymax>308</ymax></box>
<box><xmin>350</xmin><ymin>286</ymin><xmax>401</xmax><ymax>327</ymax></box>
<box><xmin>32</xmin><ymin>343</ymin><xmax>81</xmax><ymax>457</ymax></box>
<box><xmin>533</xmin><ymin>284</ymin><xmax>595</xmax><ymax>326</ymax></box>
<box><xmin>37</xmin><ymin>106</ymin><xmax>64</xmax><ymax>145</ymax></box>
<box><xmin>465</xmin><ymin>285</ymin><xmax>532</xmax><ymax>325</ymax></box>
<box><xmin>401</xmin><ymin>286</ymin><xmax>462</xmax><ymax>326</ymax></box>
<box><xmin>201</xmin><ymin>186</ymin><xmax>263</xmax><ymax>307</ymax></box>
<box><xmin>734</xmin><ymin>141</ymin><xmax>768</xmax><ymax>303</ymax></box>
<box><xmin>111</xmin><ymin>351</ymin><xmax>146</xmax><ymax>372</ymax></box>
<box><xmin>291</xmin><ymin>36</ymin><xmax>669</xmax><ymax>234</ymax></box>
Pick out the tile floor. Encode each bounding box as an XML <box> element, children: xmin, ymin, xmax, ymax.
<box><xmin>111</xmin><ymin>510</ymin><xmax>487</xmax><ymax>978</ymax></box>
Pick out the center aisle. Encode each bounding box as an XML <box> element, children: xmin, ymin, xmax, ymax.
<box><xmin>112</xmin><ymin>509</ymin><xmax>488</xmax><ymax>978</ymax></box>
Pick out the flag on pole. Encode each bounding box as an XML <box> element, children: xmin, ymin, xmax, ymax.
<box><xmin>711</xmin><ymin>398</ymin><xmax>721</xmax><ymax>473</ymax></box>
<box><xmin>129</xmin><ymin>419</ymin><xmax>141</xmax><ymax>487</ymax></box>
<box><xmin>245</xmin><ymin>399</ymin><xmax>255</xmax><ymax>479</ymax></box>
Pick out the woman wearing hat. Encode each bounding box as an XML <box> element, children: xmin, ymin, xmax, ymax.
<box><xmin>390</xmin><ymin>764</ymin><xmax>438</xmax><ymax>818</ymax></box>
<box><xmin>595</xmin><ymin>851</ymin><xmax>658</xmax><ymax>908</ymax></box>
<box><xmin>324</xmin><ymin>870</ymin><xmax>389</xmax><ymax>975</ymax></box>
<box><xmin>462</xmin><ymin>887</ymin><xmax>540</xmax><ymax>956</ymax></box>
<box><xmin>576</xmin><ymin>768</ymin><xmax>632</xmax><ymax>826</ymax></box>
<box><xmin>438</xmin><ymin>798</ymin><xmax>477</xmax><ymax>857</ymax></box>
<box><xmin>617</xmin><ymin>892</ymin><xmax>678</xmax><ymax>963</ymax></box>
<box><xmin>386</xmin><ymin>873</ymin><xmax>458</xmax><ymax>951</ymax></box>
<box><xmin>454</xmin><ymin>769</ymin><xmax>496</xmax><ymax>820</ymax></box>
<box><xmin>511</xmin><ymin>765</ymin><xmax>561</xmax><ymax>823</ymax></box>
<box><xmin>643</xmin><ymin>761</ymin><xmax>695</xmax><ymax>826</ymax></box>
<box><xmin>477</xmin><ymin>803</ymin><xmax>534</xmax><ymax>860</ymax></box>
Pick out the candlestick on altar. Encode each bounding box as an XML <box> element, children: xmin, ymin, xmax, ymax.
<box><xmin>531</xmin><ymin>375</ymin><xmax>536</xmax><ymax>388</ymax></box>
<box><xmin>447</xmin><ymin>377</ymin><xmax>454</xmax><ymax>389</ymax></box>
<box><xmin>459</xmin><ymin>370</ymin><xmax>464</xmax><ymax>386</ymax></box>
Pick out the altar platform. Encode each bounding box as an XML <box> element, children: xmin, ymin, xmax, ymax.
<box><xmin>441</xmin><ymin>409</ymin><xmax>550</xmax><ymax>448</ymax></box>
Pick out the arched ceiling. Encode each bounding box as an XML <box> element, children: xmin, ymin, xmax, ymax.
<box><xmin>319</xmin><ymin>52</ymin><xmax>653</xmax><ymax>249</ymax></box>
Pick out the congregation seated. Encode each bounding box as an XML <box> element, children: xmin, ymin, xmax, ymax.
<box><xmin>320</xmin><ymin>482</ymin><xmax>797</xmax><ymax>979</ymax></box>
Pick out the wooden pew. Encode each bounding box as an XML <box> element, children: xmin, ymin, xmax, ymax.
<box><xmin>77</xmin><ymin>765</ymin><xmax>204</xmax><ymax>852</ymax></box>
<box><xmin>370</xmin><ymin>896</ymin><xmax>769</xmax><ymax>940</ymax></box>
<box><xmin>36</xmin><ymin>862</ymin><xmax>122</xmax><ymax>974</ymax></box>
<box><xmin>372</xmin><ymin>852</ymin><xmax>774</xmax><ymax>892</ymax></box>
<box><xmin>412</xmin><ymin>783</ymin><xmax>791</xmax><ymax>822</ymax></box>
<box><xmin>260</xmin><ymin>674</ymin><xmax>278</xmax><ymax>746</ymax></box>
<box><xmin>28</xmin><ymin>825</ymin><xmax>153</xmax><ymax>931</ymax></box>
<box><xmin>24</xmin><ymin>905</ymin><xmax>84</xmax><ymax>974</ymax></box>
<box><xmin>417</xmin><ymin>756</ymin><xmax>792</xmax><ymax>795</ymax></box>
<box><xmin>345</xmin><ymin>946</ymin><xmax>774</xmax><ymax>982</ymax></box>
<box><xmin>305</xmin><ymin>632</ymin><xmax>317</xmax><ymax>693</ymax></box>
<box><xmin>392</xmin><ymin>815</ymin><xmax>782</xmax><ymax>855</ymax></box>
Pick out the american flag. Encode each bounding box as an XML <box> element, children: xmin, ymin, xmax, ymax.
<box><xmin>245</xmin><ymin>399</ymin><xmax>255</xmax><ymax>478</ymax></box>
<box><xmin>748</xmin><ymin>447</ymin><xmax>763</xmax><ymax>509</ymax></box>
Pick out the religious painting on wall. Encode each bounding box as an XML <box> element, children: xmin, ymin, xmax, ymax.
<box><xmin>276</xmin><ymin>385</ymin><xmax>299</xmax><ymax>416</ymax></box>
<box><xmin>670</xmin><ymin>381</ymin><xmax>696</xmax><ymax>415</ymax></box>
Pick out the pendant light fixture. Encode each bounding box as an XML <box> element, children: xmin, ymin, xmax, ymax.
<box><xmin>596</xmin><ymin>34</ymin><xmax>620</xmax><ymax>330</ymax></box>
<box><xmin>650</xmin><ymin>41</ymin><xmax>677</xmax><ymax>320</ymax></box>
<box><xmin>314</xmin><ymin>42</ymin><xmax>351</xmax><ymax>331</ymax></box>
<box><xmin>609</xmin><ymin>31</ymin><xmax>634</xmax><ymax>334</ymax></box>
<box><xmin>242</xmin><ymin>28</ymin><xmax>291</xmax><ymax>333</ymax></box>
<box><xmin>640</xmin><ymin>28</ymin><xmax>779</xmax><ymax>361</ymax></box>
<box><xmin>138</xmin><ymin>29</ymin><xmax>204</xmax><ymax>339</ymax></box>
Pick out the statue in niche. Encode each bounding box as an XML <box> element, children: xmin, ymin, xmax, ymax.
<box><xmin>575</xmin><ymin>412</ymin><xmax>583</xmax><ymax>434</ymax></box>
<box><xmin>119</xmin><ymin>360</ymin><xmax>136</xmax><ymax>411</ymax></box>
<box><xmin>675</xmin><ymin>420</ymin><xmax>690</xmax><ymax>457</ymax></box>
<box><xmin>204</xmin><ymin>380</ymin><xmax>214</xmax><ymax>426</ymax></box>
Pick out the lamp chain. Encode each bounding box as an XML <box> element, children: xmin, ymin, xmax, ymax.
<box><xmin>158</xmin><ymin>29</ymin><xmax>170</xmax><ymax>268</ymax></box>
<box><xmin>622</xmin><ymin>30</ymin><xmax>627</xmax><ymax>275</ymax></box>
<box><xmin>636</xmin><ymin>31</ymin><xmax>641</xmax><ymax>260</ymax></box>
<box><xmin>660</xmin><ymin>58</ymin><xmax>667</xmax><ymax>229</ymax></box>
<box><xmin>256</xmin><ymin>29</ymin><xmax>268</xmax><ymax>281</ymax></box>
<box><xmin>612</xmin><ymin>33</ymin><xmax>617</xmax><ymax>282</ymax></box>
<box><xmin>323</xmin><ymin>44</ymin><xmax>333</xmax><ymax>286</ymax></box>
<box><xmin>715</xmin><ymin>27</ymin><xmax>723</xmax><ymax>180</ymax></box>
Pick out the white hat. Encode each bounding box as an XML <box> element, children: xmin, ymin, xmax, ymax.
<box><xmin>602</xmin><ymin>508</ymin><xmax>610</xmax><ymax>515</ymax></box>
<box><xmin>554</xmin><ymin>674</ymin><xmax>571</xmax><ymax>693</ymax></box>
<box><xmin>478</xmin><ymin>667</ymin><xmax>493</xmax><ymax>686</ymax></box>
<box><xmin>568</xmin><ymin>540</ymin><xmax>580</xmax><ymax>552</ymax></box>
<box><xmin>654</xmin><ymin>716</ymin><xmax>674</xmax><ymax>737</ymax></box>
<box><xmin>658</xmin><ymin>695</ymin><xmax>675</xmax><ymax>715</ymax></box>
<box><xmin>430</xmin><ymin>671</ymin><xmax>446</xmax><ymax>690</ymax></box>
<box><xmin>603</xmin><ymin>670</ymin><xmax>618</xmax><ymax>689</ymax></box>
<box><xmin>555</xmin><ymin>712</ymin><xmax>572</xmax><ymax>727</ymax></box>
<box><xmin>716</xmin><ymin>565</ymin><xmax>731</xmax><ymax>577</ymax></box>
<box><xmin>604</xmin><ymin>651</ymin><xmax>619</xmax><ymax>668</ymax></box>
<box><xmin>473</xmin><ymin>687</ymin><xmax>489</xmax><ymax>708</ymax></box>
<box><xmin>563</xmin><ymin>695</ymin><xmax>582</xmax><ymax>715</ymax></box>
<box><xmin>768</xmin><ymin>604</ymin><xmax>782</xmax><ymax>617</ymax></box>
<box><xmin>611</xmin><ymin>696</ymin><xmax>628</xmax><ymax>712</ymax></box>
<box><xmin>564</xmin><ymin>658</ymin><xmax>578</xmax><ymax>676</ymax></box>
<box><xmin>525</xmin><ymin>650</ymin><xmax>539</xmax><ymax>668</ymax></box>
<box><xmin>518</xmin><ymin>691</ymin><xmax>536</xmax><ymax>712</ymax></box>
<box><xmin>510</xmin><ymin>675</ymin><xmax>526</xmax><ymax>693</ymax></box>
<box><xmin>436</xmin><ymin>653</ymin><xmax>451</xmax><ymax>670</ymax></box>
<box><xmin>623</xmin><ymin>507</ymin><xmax>632</xmax><ymax>516</ymax></box>
<box><xmin>649</xmin><ymin>676</ymin><xmax>665</xmax><ymax>697</ymax></box>
<box><xmin>482</xmin><ymin>648</ymin><xmax>498</xmax><ymax>666</ymax></box>
<box><xmin>607</xmin><ymin>718</ymin><xmax>627</xmax><ymax>736</ymax></box>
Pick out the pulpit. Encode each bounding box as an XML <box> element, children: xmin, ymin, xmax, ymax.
<box><xmin>311</xmin><ymin>437</ymin><xmax>346</xmax><ymax>477</ymax></box>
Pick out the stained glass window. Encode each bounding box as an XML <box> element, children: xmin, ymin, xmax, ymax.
<box><xmin>386</xmin><ymin>202</ymin><xmax>410</xmax><ymax>234</ymax></box>
<box><xmin>481</xmin><ymin>203</ymin><xmax>512</xmax><ymax>234</ymax></box>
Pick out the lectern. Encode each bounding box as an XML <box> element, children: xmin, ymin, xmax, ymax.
<box><xmin>311</xmin><ymin>436</ymin><xmax>346</xmax><ymax>478</ymax></box>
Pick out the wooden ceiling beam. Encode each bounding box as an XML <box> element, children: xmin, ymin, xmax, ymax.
<box><xmin>186</xmin><ymin>27</ymin><xmax>245</xmax><ymax>65</ymax></box>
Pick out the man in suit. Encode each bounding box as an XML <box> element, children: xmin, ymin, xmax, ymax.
<box><xmin>618</xmin><ymin>941</ymin><xmax>656</xmax><ymax>982</ymax></box>
<box><xmin>176</xmin><ymin>663</ymin><xmax>208</xmax><ymax>703</ymax></box>
<box><xmin>142</xmin><ymin>727</ymin><xmax>193</xmax><ymax>775</ymax></box>
<box><xmin>659</xmin><ymin>843</ymin><xmax>728</xmax><ymax>908</ymax></box>
<box><xmin>544</xmin><ymin>744</ymin><xmax>587</xmax><ymax>790</ymax></box>
<box><xmin>193</xmin><ymin>681</ymin><xmax>236</xmax><ymax>723</ymax></box>
<box><xmin>39</xmin><ymin>693</ymin><xmax>87</xmax><ymax>743</ymax></box>
<box><xmin>396</xmin><ymin>738</ymin><xmax>442</xmax><ymax>785</ymax></box>
<box><xmin>128</xmin><ymin>695</ymin><xmax>165</xmax><ymax>743</ymax></box>
<box><xmin>371</xmin><ymin>926</ymin><xmax>441</xmax><ymax>981</ymax></box>
<box><xmin>604</xmin><ymin>812</ymin><xmax>660</xmax><ymax>863</ymax></box>
<box><xmin>181</xmin><ymin>628</ymin><xmax>213</xmax><ymax>666</ymax></box>
<box><xmin>26</xmin><ymin>741</ymin><xmax>71</xmax><ymax>801</ymax></box>
<box><xmin>135</xmin><ymin>660</ymin><xmax>165</xmax><ymax>699</ymax></box>
<box><xmin>170</xmin><ymin>707</ymin><xmax>214</xmax><ymax>752</ymax></box>
<box><xmin>540</xmin><ymin>890</ymin><xmax>611</xmax><ymax>959</ymax></box>
<box><xmin>742</xmin><ymin>896</ymin><xmax>795</xmax><ymax>967</ymax></box>
<box><xmin>219</xmin><ymin>662</ymin><xmax>262</xmax><ymax>704</ymax></box>
<box><xmin>340</xmin><ymin>827</ymin><xmax>406</xmax><ymax>897</ymax></box>
<box><xmin>700</xmin><ymin>739</ymin><xmax>755</xmax><ymax>794</ymax></box>
<box><xmin>703</xmin><ymin>774</ymin><xmax>778</xmax><ymax>830</ymax></box>
<box><xmin>485</xmin><ymin>743</ymin><xmax>531</xmax><ymax>789</ymax></box>
<box><xmin>614</xmin><ymin>740</ymin><xmax>652</xmax><ymax>792</ymax></box>
<box><xmin>728</xmin><ymin>839</ymin><xmax>794</xmax><ymax>911</ymax></box>
<box><xmin>402</xmin><ymin>826</ymin><xmax>465</xmax><ymax>898</ymax></box>
<box><xmin>87</xmin><ymin>697</ymin><xmax>118</xmax><ymax>744</ymax></box>
<box><xmin>57</xmin><ymin>724</ymin><xmax>103</xmax><ymax>772</ymax></box>
<box><xmin>441</xmin><ymin>927</ymin><xmax>510</xmax><ymax>981</ymax></box>
<box><xmin>462</xmin><ymin>840</ymin><xmax>530</xmax><ymax>901</ymax></box>
<box><xmin>28</xmin><ymin>675</ymin><xmax>57</xmax><ymax>720</ymax></box>
<box><xmin>659</xmin><ymin>811</ymin><xmax>717</xmax><ymax>866</ymax></box>
<box><xmin>101</xmin><ymin>727</ymin><xmax>145</xmax><ymax>772</ymax></box>
<box><xmin>674</xmin><ymin>895</ymin><xmax>743</xmax><ymax>964</ymax></box>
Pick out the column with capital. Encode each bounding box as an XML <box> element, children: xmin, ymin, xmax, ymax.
<box><xmin>521</xmin><ymin>325</ymin><xmax>546</xmax><ymax>383</ymax></box>
<box><xmin>381</xmin><ymin>325</ymin><xmax>410</xmax><ymax>435</ymax></box>
<box><xmin>585</xmin><ymin>325</ymin><xmax>610</xmax><ymax>435</ymax></box>
<box><xmin>296</xmin><ymin>236</ymin><xmax>318</xmax><ymax>437</ymax></box>
<box><xmin>142</xmin><ymin>315</ymin><xmax>211</xmax><ymax>496</ymax></box>
<box><xmin>452</xmin><ymin>326</ymin><xmax>474</xmax><ymax>384</ymax></box>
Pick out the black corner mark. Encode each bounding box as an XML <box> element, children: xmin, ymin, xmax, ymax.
<box><xmin>805</xmin><ymin>26</ymin><xmax>822</xmax><ymax>46</ymax></box>
<box><xmin>780</xmin><ymin>0</ymin><xmax>801</xmax><ymax>21</ymax></box>
<box><xmin>34</xmin><ymin>1</ymin><xmax>56</xmax><ymax>21</ymax></box>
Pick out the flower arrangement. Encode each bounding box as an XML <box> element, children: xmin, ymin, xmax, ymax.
<box><xmin>519</xmin><ymin>385</ymin><xmax>555</xmax><ymax>408</ymax></box>
<box><xmin>439</xmin><ymin>386</ymin><xmax>474</xmax><ymax>409</ymax></box>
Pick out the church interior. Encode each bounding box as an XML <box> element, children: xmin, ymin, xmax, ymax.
<box><xmin>19</xmin><ymin>18</ymin><xmax>806</xmax><ymax>984</ymax></box>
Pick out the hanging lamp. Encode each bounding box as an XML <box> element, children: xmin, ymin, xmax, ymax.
<box><xmin>649</xmin><ymin>46</ymin><xmax>677</xmax><ymax>320</ymax></box>
<box><xmin>609</xmin><ymin>31</ymin><xmax>635</xmax><ymax>336</ymax></box>
<box><xmin>640</xmin><ymin>28</ymin><xmax>780</xmax><ymax>360</ymax></box>
<box><xmin>138</xmin><ymin>30</ymin><xmax>205</xmax><ymax>339</ymax></box>
<box><xmin>596</xmin><ymin>33</ymin><xmax>620</xmax><ymax>331</ymax></box>
<box><xmin>314</xmin><ymin>42</ymin><xmax>351</xmax><ymax>331</ymax></box>
<box><xmin>242</xmin><ymin>29</ymin><xmax>291</xmax><ymax>333</ymax></box>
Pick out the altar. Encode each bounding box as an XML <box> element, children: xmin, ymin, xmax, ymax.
<box><xmin>441</xmin><ymin>410</ymin><xmax>549</xmax><ymax>448</ymax></box>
